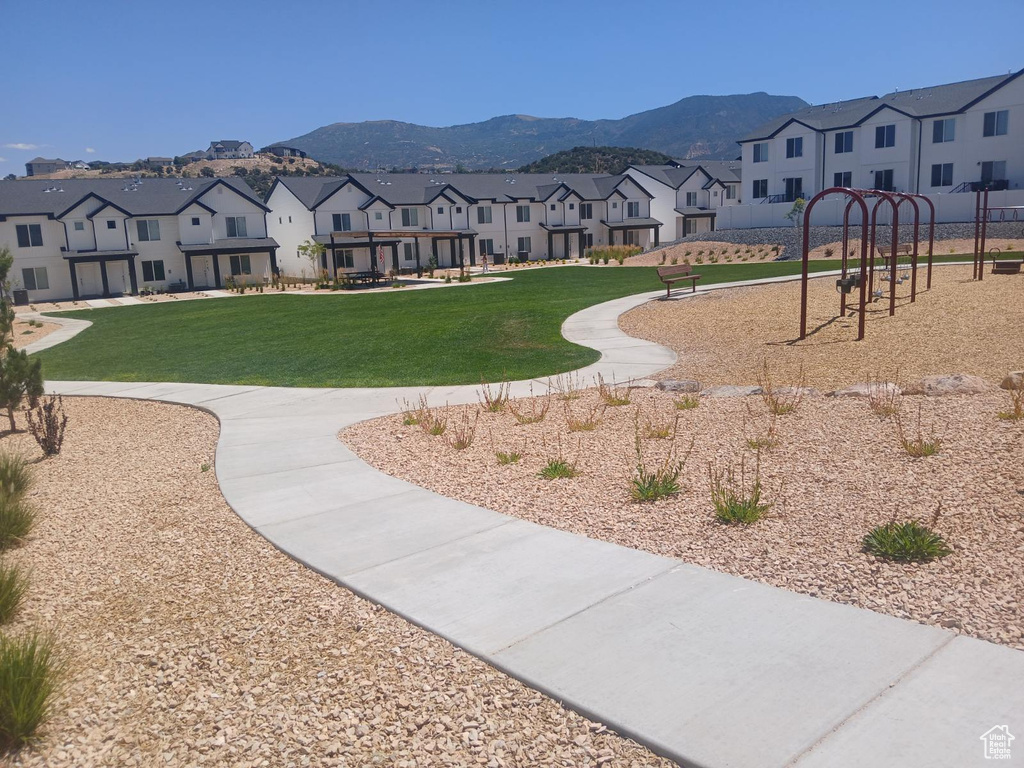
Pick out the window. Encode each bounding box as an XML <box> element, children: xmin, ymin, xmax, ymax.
<box><xmin>288</xmin><ymin>216</ymin><xmax>292</xmax><ymax>223</ymax></box>
<box><xmin>685</xmin><ymin>192</ymin><xmax>698</xmax><ymax>207</ymax></box>
<box><xmin>141</xmin><ymin>260</ymin><xmax>166</xmax><ymax>282</ymax></box>
<box><xmin>229</xmin><ymin>254</ymin><xmax>251</xmax><ymax>275</ymax></box>
<box><xmin>400</xmin><ymin>208</ymin><xmax>419</xmax><ymax>227</ymax></box>
<box><xmin>783</xmin><ymin>177</ymin><xmax>803</xmax><ymax>202</ymax></box>
<box><xmin>332</xmin><ymin>213</ymin><xmax>351</xmax><ymax>232</ymax></box>
<box><xmin>684</xmin><ymin>219</ymin><xmax>698</xmax><ymax>236</ymax></box>
<box><xmin>873</xmin><ymin>169</ymin><xmax>894</xmax><ymax>191</ymax></box>
<box><xmin>73</xmin><ymin>221</ymin><xmax>84</xmax><ymax>231</ymax></box>
<box><xmin>479</xmin><ymin>238</ymin><xmax>494</xmax><ymax>255</ymax></box>
<box><xmin>517</xmin><ymin>236</ymin><xmax>531</xmax><ymax>255</ymax></box>
<box><xmin>403</xmin><ymin>243</ymin><xmax>414</xmax><ymax>261</ymax></box>
<box><xmin>584</xmin><ymin>233</ymin><xmax>594</xmax><ymax>248</ymax></box>
<box><xmin>874</xmin><ymin>124</ymin><xmax>895</xmax><ymax>148</ymax></box>
<box><xmin>21</xmin><ymin>267</ymin><xmax>48</xmax><ymax>291</ymax></box>
<box><xmin>569</xmin><ymin>203</ymin><xmax>575</xmax><ymax>210</ymax></box>
<box><xmin>550</xmin><ymin>203</ymin><xmax>556</xmax><ymax>211</ymax></box>
<box><xmin>225</xmin><ymin>216</ymin><xmax>247</xmax><ymax>238</ymax></box>
<box><xmin>476</xmin><ymin>206</ymin><xmax>492</xmax><ymax>224</ymax></box>
<box><xmin>624</xmin><ymin>230</ymin><xmax>639</xmax><ymax>246</ymax></box>
<box><xmin>834</xmin><ymin>171</ymin><xmax>852</xmax><ymax>188</ymax></box>
<box><xmin>337</xmin><ymin>249</ymin><xmax>354</xmax><ymax>269</ymax></box>
<box><xmin>136</xmin><ymin>220</ymin><xmax>161</xmax><ymax>242</ymax></box>
<box><xmin>437</xmin><ymin>207</ymin><xmax>444</xmax><ymax>214</ymax></box>
<box><xmin>981</xmin><ymin>160</ymin><xmax>1007</xmax><ymax>183</ymax></box>
<box><xmin>786</xmin><ymin>137</ymin><xmax>803</xmax><ymax>158</ymax></box>
<box><xmin>626</xmin><ymin>201</ymin><xmax>640</xmax><ymax>218</ymax></box>
<box><xmin>752</xmin><ymin>179</ymin><xmax>768</xmax><ymax>199</ymax></box>
<box><xmin>983</xmin><ymin>110</ymin><xmax>1009</xmax><ymax>137</ymax></box>
<box><xmin>612</xmin><ymin>201</ymin><xmax>618</xmax><ymax>208</ymax></box>
<box><xmin>455</xmin><ymin>206</ymin><xmax>462</xmax><ymax>214</ymax></box>
<box><xmin>190</xmin><ymin>217</ymin><xmax>201</xmax><ymax>226</ymax></box>
<box><xmin>580</xmin><ymin>203</ymin><xmax>592</xmax><ymax>219</ymax></box>
<box><xmin>752</xmin><ymin>142</ymin><xmax>769</xmax><ymax>162</ymax></box>
<box><xmin>278</xmin><ymin>217</ymin><xmax>282</xmax><ymax>224</ymax></box>
<box><xmin>930</xmin><ymin>163</ymin><xmax>953</xmax><ymax>187</ymax></box>
<box><xmin>932</xmin><ymin>118</ymin><xmax>955</xmax><ymax>143</ymax></box>
<box><xmin>725</xmin><ymin>185</ymin><xmax>736</xmax><ymax>200</ymax></box>
<box><xmin>516</xmin><ymin>205</ymin><xmax>530</xmax><ymax>223</ymax></box>
<box><xmin>834</xmin><ymin>131</ymin><xmax>854</xmax><ymax>154</ymax></box>
<box><xmin>374</xmin><ymin>211</ymin><xmax>383</xmax><ymax>220</ymax></box>
<box><xmin>106</xmin><ymin>220</ymin><xmax>116</xmax><ymax>230</ymax></box>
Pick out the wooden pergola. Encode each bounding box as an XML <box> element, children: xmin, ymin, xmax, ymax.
<box><xmin>321</xmin><ymin>229</ymin><xmax>478</xmax><ymax>273</ymax></box>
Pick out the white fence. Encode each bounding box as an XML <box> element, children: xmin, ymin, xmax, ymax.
<box><xmin>717</xmin><ymin>190</ymin><xmax>1024</xmax><ymax>229</ymax></box>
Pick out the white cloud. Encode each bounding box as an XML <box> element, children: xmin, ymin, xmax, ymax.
<box><xmin>85</xmin><ymin>147</ymin><xmax>96</xmax><ymax>154</ymax></box>
<box><xmin>0</xmin><ymin>157</ymin><xmax>6</xmax><ymax>163</ymax></box>
<box><xmin>3</xmin><ymin>143</ymin><xmax>39</xmax><ymax>151</ymax></box>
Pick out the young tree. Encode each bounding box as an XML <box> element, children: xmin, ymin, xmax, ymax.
<box><xmin>0</xmin><ymin>248</ymin><xmax>43</xmax><ymax>431</ymax></box>
<box><xmin>785</xmin><ymin>198</ymin><xmax>806</xmax><ymax>227</ymax></box>
<box><xmin>297</xmin><ymin>239</ymin><xmax>326</xmax><ymax>280</ymax></box>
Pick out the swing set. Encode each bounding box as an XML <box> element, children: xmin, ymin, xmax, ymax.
<box><xmin>972</xmin><ymin>189</ymin><xmax>1024</xmax><ymax>277</ymax></box>
<box><xmin>798</xmin><ymin>187</ymin><xmax>935</xmax><ymax>342</ymax></box>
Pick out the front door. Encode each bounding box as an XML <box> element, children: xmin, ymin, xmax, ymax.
<box><xmin>76</xmin><ymin>262</ymin><xmax>104</xmax><ymax>298</ymax></box>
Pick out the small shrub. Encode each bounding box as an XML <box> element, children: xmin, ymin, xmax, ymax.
<box><xmin>479</xmin><ymin>379</ymin><xmax>511</xmax><ymax>413</ymax></box>
<box><xmin>867</xmin><ymin>379</ymin><xmax>903</xmax><ymax>419</ymax></box>
<box><xmin>508</xmin><ymin>392</ymin><xmax>550</xmax><ymax>425</ymax></box>
<box><xmin>643</xmin><ymin>410</ymin><xmax>678</xmax><ymax>440</ymax></box>
<box><xmin>25</xmin><ymin>396</ymin><xmax>69</xmax><ymax>457</ymax></box>
<box><xmin>758</xmin><ymin>358</ymin><xmax>805</xmax><ymax>415</ymax></box>
<box><xmin>670</xmin><ymin>257</ymin><xmax>678</xmax><ymax>265</ymax></box>
<box><xmin>0</xmin><ymin>629</ymin><xmax>65</xmax><ymax>752</ymax></box>
<box><xmin>0</xmin><ymin>562</ymin><xmax>28</xmax><ymax>624</ymax></box>
<box><xmin>0</xmin><ymin>455</ymin><xmax>30</xmax><ymax>505</ymax></box>
<box><xmin>540</xmin><ymin>458</ymin><xmax>578</xmax><ymax>479</ymax></box>
<box><xmin>496</xmin><ymin>451</ymin><xmax>521</xmax><ymax>465</ymax></box>
<box><xmin>596</xmin><ymin>374</ymin><xmax>632</xmax><ymax>406</ymax></box>
<box><xmin>863</xmin><ymin>520</ymin><xmax>951</xmax><ymax>562</ymax></box>
<box><xmin>446</xmin><ymin>408</ymin><xmax>479</xmax><ymax>450</ymax></box>
<box><xmin>824</xmin><ymin>246</ymin><xmax>835</xmax><ymax>259</ymax></box>
<box><xmin>563</xmin><ymin>400</ymin><xmax>605</xmax><ymax>432</ymax></box>
<box><xmin>997</xmin><ymin>386</ymin><xmax>1024</xmax><ymax>421</ymax></box>
<box><xmin>708</xmin><ymin>457</ymin><xmax>772</xmax><ymax>524</ymax></box>
<box><xmin>552</xmin><ymin>372</ymin><xmax>584</xmax><ymax>401</ymax></box>
<box><xmin>419</xmin><ymin>403</ymin><xmax>449</xmax><ymax>436</ymax></box>
<box><xmin>674</xmin><ymin>394</ymin><xmax>700</xmax><ymax>410</ymax></box>
<box><xmin>893</xmin><ymin>405</ymin><xmax>942</xmax><ymax>457</ymax></box>
<box><xmin>200</xmin><ymin>463</ymin><xmax>211</xmax><ymax>473</ymax></box>
<box><xmin>630</xmin><ymin>412</ymin><xmax>693</xmax><ymax>502</ymax></box>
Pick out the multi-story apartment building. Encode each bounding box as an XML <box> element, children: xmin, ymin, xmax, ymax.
<box><xmin>0</xmin><ymin>177</ymin><xmax>277</xmax><ymax>301</ymax></box>
<box><xmin>738</xmin><ymin>68</ymin><xmax>1024</xmax><ymax>204</ymax></box>
<box><xmin>625</xmin><ymin>161</ymin><xmax>741</xmax><ymax>237</ymax></box>
<box><xmin>266</xmin><ymin>172</ymin><xmax>660</xmax><ymax>276</ymax></box>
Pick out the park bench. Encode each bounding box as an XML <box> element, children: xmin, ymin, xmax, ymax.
<box><xmin>657</xmin><ymin>264</ymin><xmax>702</xmax><ymax>298</ymax></box>
<box><xmin>876</xmin><ymin>244</ymin><xmax>913</xmax><ymax>270</ymax></box>
<box><xmin>990</xmin><ymin>249</ymin><xmax>1023</xmax><ymax>275</ymax></box>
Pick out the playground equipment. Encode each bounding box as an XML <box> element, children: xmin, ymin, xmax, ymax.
<box><xmin>973</xmin><ymin>189</ymin><xmax>1024</xmax><ymax>280</ymax></box>
<box><xmin>799</xmin><ymin>187</ymin><xmax>932</xmax><ymax>342</ymax></box>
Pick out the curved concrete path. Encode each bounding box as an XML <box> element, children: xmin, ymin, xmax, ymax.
<box><xmin>43</xmin><ymin>273</ymin><xmax>1022</xmax><ymax>768</ymax></box>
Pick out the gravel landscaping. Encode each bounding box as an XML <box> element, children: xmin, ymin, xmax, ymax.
<box><xmin>344</xmin><ymin>386</ymin><xmax>1024</xmax><ymax>651</ymax></box>
<box><xmin>11</xmin><ymin>318</ymin><xmax>58</xmax><ymax>349</ymax></box>
<box><xmin>620</xmin><ymin>264</ymin><xmax>1024</xmax><ymax>390</ymax></box>
<box><xmin>4</xmin><ymin>398</ymin><xmax>671</xmax><ymax>768</ymax></box>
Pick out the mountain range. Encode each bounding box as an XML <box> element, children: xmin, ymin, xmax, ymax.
<box><xmin>273</xmin><ymin>92</ymin><xmax>808</xmax><ymax>171</ymax></box>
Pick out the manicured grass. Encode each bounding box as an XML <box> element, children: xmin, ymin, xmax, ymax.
<box><xmin>38</xmin><ymin>261</ymin><xmax>899</xmax><ymax>387</ymax></box>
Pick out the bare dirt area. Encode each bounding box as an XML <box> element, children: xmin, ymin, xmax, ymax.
<box><xmin>343</xmin><ymin>386</ymin><xmax>1024</xmax><ymax>651</ymax></box>
<box><xmin>620</xmin><ymin>264</ymin><xmax>1024</xmax><ymax>390</ymax></box>
<box><xmin>11</xmin><ymin>318</ymin><xmax>58</xmax><ymax>349</ymax></box>
<box><xmin>4</xmin><ymin>398</ymin><xmax>670</xmax><ymax>768</ymax></box>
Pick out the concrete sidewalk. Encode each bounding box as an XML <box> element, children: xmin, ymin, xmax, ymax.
<box><xmin>44</xmin><ymin>274</ymin><xmax>1023</xmax><ymax>767</ymax></box>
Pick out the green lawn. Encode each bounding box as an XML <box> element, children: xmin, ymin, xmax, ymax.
<box><xmin>36</xmin><ymin>261</ymin><xmax>895</xmax><ymax>387</ymax></box>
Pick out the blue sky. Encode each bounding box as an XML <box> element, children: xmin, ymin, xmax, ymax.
<box><xmin>1</xmin><ymin>0</ymin><xmax>1021</xmax><ymax>169</ymax></box>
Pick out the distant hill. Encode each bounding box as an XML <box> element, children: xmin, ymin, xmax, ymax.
<box><xmin>274</xmin><ymin>92</ymin><xmax>808</xmax><ymax>170</ymax></box>
<box><xmin>518</xmin><ymin>146</ymin><xmax>675</xmax><ymax>174</ymax></box>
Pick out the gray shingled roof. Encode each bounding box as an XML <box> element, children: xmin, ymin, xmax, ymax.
<box><xmin>277</xmin><ymin>172</ymin><xmax>648</xmax><ymax>211</ymax></box>
<box><xmin>0</xmin><ymin>177</ymin><xmax>266</xmax><ymax>218</ymax></box>
<box><xmin>632</xmin><ymin>161</ymin><xmax>741</xmax><ymax>188</ymax></box>
<box><xmin>740</xmin><ymin>70</ymin><xmax>1022</xmax><ymax>142</ymax></box>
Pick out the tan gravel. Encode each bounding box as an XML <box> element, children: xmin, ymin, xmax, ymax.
<box><xmin>344</xmin><ymin>387</ymin><xmax>1024</xmax><ymax>651</ymax></box>
<box><xmin>11</xmin><ymin>319</ymin><xmax>58</xmax><ymax>349</ymax></box>
<box><xmin>3</xmin><ymin>398</ymin><xmax>672</xmax><ymax>768</ymax></box>
<box><xmin>620</xmin><ymin>264</ymin><xmax>1024</xmax><ymax>390</ymax></box>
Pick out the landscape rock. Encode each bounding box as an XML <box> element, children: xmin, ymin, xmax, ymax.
<box><xmin>772</xmin><ymin>386</ymin><xmax>820</xmax><ymax>398</ymax></box>
<box><xmin>699</xmin><ymin>385</ymin><xmax>762</xmax><ymax>397</ymax></box>
<box><xmin>902</xmin><ymin>374</ymin><xmax>992</xmax><ymax>396</ymax></box>
<box><xmin>829</xmin><ymin>382</ymin><xmax>900</xmax><ymax>399</ymax></box>
<box><xmin>655</xmin><ymin>379</ymin><xmax>701</xmax><ymax>393</ymax></box>
<box><xmin>1000</xmin><ymin>371</ymin><xmax>1024</xmax><ymax>390</ymax></box>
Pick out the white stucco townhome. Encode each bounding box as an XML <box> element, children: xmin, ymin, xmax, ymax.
<box><xmin>0</xmin><ymin>177</ymin><xmax>278</xmax><ymax>302</ymax></box>
<box><xmin>266</xmin><ymin>172</ymin><xmax>661</xmax><ymax>277</ymax></box>
<box><xmin>737</xmin><ymin>68</ymin><xmax>1024</xmax><ymax>205</ymax></box>
<box><xmin>625</xmin><ymin>161</ymin><xmax>742</xmax><ymax>237</ymax></box>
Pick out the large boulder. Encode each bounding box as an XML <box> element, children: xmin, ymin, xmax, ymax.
<box><xmin>830</xmin><ymin>382</ymin><xmax>900</xmax><ymax>399</ymax></box>
<box><xmin>902</xmin><ymin>374</ymin><xmax>992</xmax><ymax>396</ymax></box>
<box><xmin>1001</xmin><ymin>371</ymin><xmax>1024</xmax><ymax>391</ymax></box>
<box><xmin>656</xmin><ymin>379</ymin><xmax>701</xmax><ymax>393</ymax></box>
<box><xmin>700</xmin><ymin>385</ymin><xmax>763</xmax><ymax>398</ymax></box>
